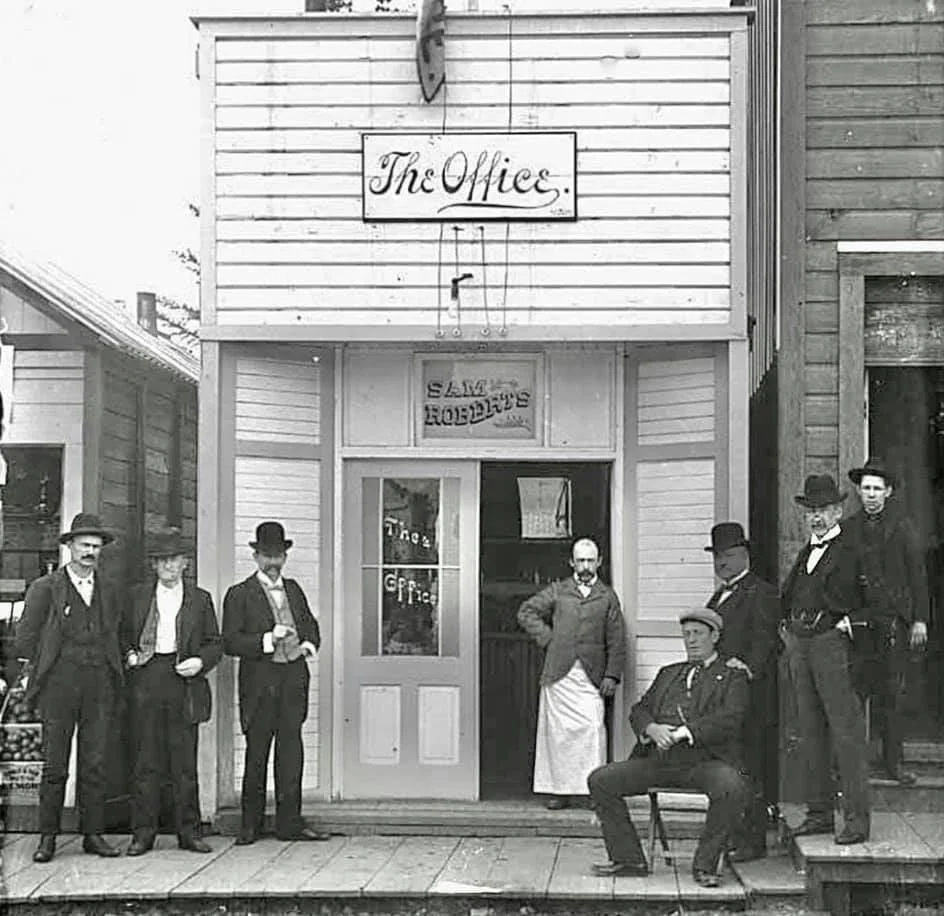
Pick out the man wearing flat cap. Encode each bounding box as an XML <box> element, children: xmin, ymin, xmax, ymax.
<box><xmin>704</xmin><ymin>522</ymin><xmax>779</xmax><ymax>861</ymax></box>
<box><xmin>122</xmin><ymin>528</ymin><xmax>221</xmax><ymax>855</ymax></box>
<box><xmin>223</xmin><ymin>521</ymin><xmax>330</xmax><ymax>844</ymax></box>
<box><xmin>15</xmin><ymin>513</ymin><xmax>125</xmax><ymax>863</ymax></box>
<box><xmin>843</xmin><ymin>458</ymin><xmax>929</xmax><ymax>785</ymax></box>
<box><xmin>782</xmin><ymin>474</ymin><xmax>870</xmax><ymax>844</ymax></box>
<box><xmin>588</xmin><ymin>607</ymin><xmax>749</xmax><ymax>888</ymax></box>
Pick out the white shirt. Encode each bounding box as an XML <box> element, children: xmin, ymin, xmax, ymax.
<box><xmin>66</xmin><ymin>566</ymin><xmax>95</xmax><ymax>606</ymax></box>
<box><xmin>575</xmin><ymin>574</ymin><xmax>598</xmax><ymax>598</ymax></box>
<box><xmin>806</xmin><ymin>524</ymin><xmax>841</xmax><ymax>574</ymax></box>
<box><xmin>257</xmin><ymin>571</ymin><xmax>286</xmax><ymax>609</ymax></box>
<box><xmin>154</xmin><ymin>581</ymin><xmax>183</xmax><ymax>653</ymax></box>
<box><xmin>715</xmin><ymin>568</ymin><xmax>750</xmax><ymax>607</ymax></box>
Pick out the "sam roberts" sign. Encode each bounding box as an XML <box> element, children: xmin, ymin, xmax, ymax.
<box><xmin>362</xmin><ymin>132</ymin><xmax>577</xmax><ymax>222</ymax></box>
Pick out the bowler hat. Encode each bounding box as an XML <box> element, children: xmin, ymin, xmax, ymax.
<box><xmin>147</xmin><ymin>527</ymin><xmax>190</xmax><ymax>559</ymax></box>
<box><xmin>795</xmin><ymin>474</ymin><xmax>846</xmax><ymax>509</ymax></box>
<box><xmin>704</xmin><ymin>522</ymin><xmax>749</xmax><ymax>553</ymax></box>
<box><xmin>680</xmin><ymin>607</ymin><xmax>724</xmax><ymax>633</ymax></box>
<box><xmin>249</xmin><ymin>521</ymin><xmax>294</xmax><ymax>551</ymax></box>
<box><xmin>59</xmin><ymin>512</ymin><xmax>113</xmax><ymax>545</ymax></box>
<box><xmin>848</xmin><ymin>457</ymin><xmax>895</xmax><ymax>489</ymax></box>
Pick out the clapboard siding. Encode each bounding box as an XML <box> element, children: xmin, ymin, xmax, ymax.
<box><xmin>637</xmin><ymin>357</ymin><xmax>715</xmax><ymax>446</ymax></box>
<box><xmin>6</xmin><ymin>351</ymin><xmax>84</xmax><ymax>446</ymax></box>
<box><xmin>634</xmin><ymin>635</ymin><xmax>686</xmax><ymax>701</ymax></box>
<box><xmin>0</xmin><ymin>287</ymin><xmax>66</xmax><ymax>334</ymax></box>
<box><xmin>208</xmin><ymin>15</ymin><xmax>741</xmax><ymax>330</ymax></box>
<box><xmin>235</xmin><ymin>355</ymin><xmax>321</xmax><ymax>445</ymax></box>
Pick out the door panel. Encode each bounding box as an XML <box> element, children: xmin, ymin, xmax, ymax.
<box><xmin>342</xmin><ymin>460</ymin><xmax>478</xmax><ymax>798</ymax></box>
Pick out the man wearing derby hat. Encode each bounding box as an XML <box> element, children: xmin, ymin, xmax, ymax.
<box><xmin>704</xmin><ymin>522</ymin><xmax>779</xmax><ymax>861</ymax></box>
<box><xmin>782</xmin><ymin>474</ymin><xmax>870</xmax><ymax>844</ymax></box>
<box><xmin>223</xmin><ymin>521</ymin><xmax>330</xmax><ymax>844</ymax></box>
<box><xmin>15</xmin><ymin>513</ymin><xmax>125</xmax><ymax>863</ymax></box>
<box><xmin>122</xmin><ymin>528</ymin><xmax>222</xmax><ymax>856</ymax></box>
<box><xmin>588</xmin><ymin>607</ymin><xmax>749</xmax><ymax>888</ymax></box>
<box><xmin>844</xmin><ymin>457</ymin><xmax>929</xmax><ymax>785</ymax></box>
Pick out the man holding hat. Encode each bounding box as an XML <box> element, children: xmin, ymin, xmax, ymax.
<box><xmin>704</xmin><ymin>522</ymin><xmax>779</xmax><ymax>861</ymax></box>
<box><xmin>844</xmin><ymin>457</ymin><xmax>929</xmax><ymax>785</ymax></box>
<box><xmin>15</xmin><ymin>513</ymin><xmax>125</xmax><ymax>863</ymax></box>
<box><xmin>588</xmin><ymin>607</ymin><xmax>749</xmax><ymax>888</ymax></box>
<box><xmin>122</xmin><ymin>527</ymin><xmax>221</xmax><ymax>855</ymax></box>
<box><xmin>782</xmin><ymin>474</ymin><xmax>870</xmax><ymax>844</ymax></box>
<box><xmin>223</xmin><ymin>521</ymin><xmax>330</xmax><ymax>844</ymax></box>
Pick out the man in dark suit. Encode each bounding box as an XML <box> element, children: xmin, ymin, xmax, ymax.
<box><xmin>844</xmin><ymin>458</ymin><xmax>929</xmax><ymax>785</ymax></box>
<box><xmin>14</xmin><ymin>513</ymin><xmax>125</xmax><ymax>863</ymax></box>
<box><xmin>704</xmin><ymin>522</ymin><xmax>779</xmax><ymax>861</ymax></box>
<box><xmin>122</xmin><ymin>528</ymin><xmax>222</xmax><ymax>855</ymax></box>
<box><xmin>782</xmin><ymin>474</ymin><xmax>870</xmax><ymax>844</ymax></box>
<box><xmin>587</xmin><ymin>608</ymin><xmax>749</xmax><ymax>888</ymax></box>
<box><xmin>518</xmin><ymin>537</ymin><xmax>626</xmax><ymax>809</ymax></box>
<box><xmin>223</xmin><ymin>521</ymin><xmax>330</xmax><ymax>844</ymax></box>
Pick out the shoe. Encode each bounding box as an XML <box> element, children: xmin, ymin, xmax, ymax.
<box><xmin>127</xmin><ymin>836</ymin><xmax>155</xmax><ymax>857</ymax></box>
<box><xmin>835</xmin><ymin>828</ymin><xmax>869</xmax><ymax>845</ymax></box>
<box><xmin>545</xmin><ymin>796</ymin><xmax>569</xmax><ymax>810</ymax></box>
<box><xmin>693</xmin><ymin>869</ymin><xmax>721</xmax><ymax>888</ymax></box>
<box><xmin>32</xmin><ymin>835</ymin><xmax>56</xmax><ymax>863</ymax></box>
<box><xmin>178</xmin><ymin>836</ymin><xmax>213</xmax><ymax>853</ymax></box>
<box><xmin>83</xmin><ymin>834</ymin><xmax>121</xmax><ymax>857</ymax></box>
<box><xmin>275</xmin><ymin>826</ymin><xmax>331</xmax><ymax>842</ymax></box>
<box><xmin>791</xmin><ymin>816</ymin><xmax>835</xmax><ymax>837</ymax></box>
<box><xmin>591</xmin><ymin>860</ymin><xmax>649</xmax><ymax>877</ymax></box>
<box><xmin>235</xmin><ymin>828</ymin><xmax>257</xmax><ymax>846</ymax></box>
<box><xmin>727</xmin><ymin>844</ymin><xmax>767</xmax><ymax>863</ymax></box>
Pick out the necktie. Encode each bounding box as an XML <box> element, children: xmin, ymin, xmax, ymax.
<box><xmin>687</xmin><ymin>664</ymin><xmax>703</xmax><ymax>691</ymax></box>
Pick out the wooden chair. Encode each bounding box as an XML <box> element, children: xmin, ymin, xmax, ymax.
<box><xmin>647</xmin><ymin>787</ymin><xmax>708</xmax><ymax>866</ymax></box>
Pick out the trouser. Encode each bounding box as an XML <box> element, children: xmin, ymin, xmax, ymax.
<box><xmin>730</xmin><ymin>678</ymin><xmax>773</xmax><ymax>849</ymax></box>
<box><xmin>864</xmin><ymin>617</ymin><xmax>910</xmax><ymax>774</ymax></box>
<box><xmin>241</xmin><ymin>659</ymin><xmax>307</xmax><ymax>836</ymax></box>
<box><xmin>37</xmin><ymin>659</ymin><xmax>115</xmax><ymax>835</ymax></box>
<box><xmin>786</xmin><ymin>628</ymin><xmax>870</xmax><ymax>833</ymax></box>
<box><xmin>130</xmin><ymin>654</ymin><xmax>200</xmax><ymax>840</ymax></box>
<box><xmin>587</xmin><ymin>751</ymin><xmax>748</xmax><ymax>874</ymax></box>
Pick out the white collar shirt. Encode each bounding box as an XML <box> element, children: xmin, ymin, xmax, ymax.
<box><xmin>66</xmin><ymin>566</ymin><xmax>95</xmax><ymax>606</ymax></box>
<box><xmin>257</xmin><ymin>571</ymin><xmax>286</xmax><ymax>609</ymax></box>
<box><xmin>687</xmin><ymin>652</ymin><xmax>718</xmax><ymax>689</ymax></box>
<box><xmin>155</xmin><ymin>581</ymin><xmax>183</xmax><ymax>653</ymax></box>
<box><xmin>715</xmin><ymin>568</ymin><xmax>750</xmax><ymax>606</ymax></box>
<box><xmin>575</xmin><ymin>575</ymin><xmax>598</xmax><ymax>598</ymax></box>
<box><xmin>807</xmin><ymin>524</ymin><xmax>841</xmax><ymax>573</ymax></box>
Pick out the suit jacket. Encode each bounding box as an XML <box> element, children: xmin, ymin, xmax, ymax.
<box><xmin>222</xmin><ymin>574</ymin><xmax>321</xmax><ymax>733</ymax></box>
<box><xmin>842</xmin><ymin>507</ymin><xmax>929</xmax><ymax>624</ymax></box>
<box><xmin>517</xmin><ymin>577</ymin><xmax>626</xmax><ymax>688</ymax></box>
<box><xmin>629</xmin><ymin>656</ymin><xmax>749</xmax><ymax>770</ymax></box>
<box><xmin>710</xmin><ymin>571</ymin><xmax>780</xmax><ymax>682</ymax></box>
<box><xmin>122</xmin><ymin>580</ymin><xmax>222</xmax><ymax>724</ymax></box>
<box><xmin>781</xmin><ymin>530</ymin><xmax>866</xmax><ymax>625</ymax></box>
<box><xmin>14</xmin><ymin>567</ymin><xmax>124</xmax><ymax>702</ymax></box>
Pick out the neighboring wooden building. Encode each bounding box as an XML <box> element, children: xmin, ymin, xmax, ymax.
<box><xmin>194</xmin><ymin>4</ymin><xmax>776</xmax><ymax>813</ymax></box>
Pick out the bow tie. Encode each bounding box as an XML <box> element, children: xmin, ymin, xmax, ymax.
<box><xmin>265</xmin><ymin>582</ymin><xmax>284</xmax><ymax>591</ymax></box>
<box><xmin>809</xmin><ymin>539</ymin><xmax>833</xmax><ymax>550</ymax></box>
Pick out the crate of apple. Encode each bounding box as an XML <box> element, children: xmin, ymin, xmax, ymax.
<box><xmin>0</xmin><ymin>724</ymin><xmax>43</xmax><ymax>763</ymax></box>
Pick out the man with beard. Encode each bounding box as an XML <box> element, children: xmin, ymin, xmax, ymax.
<box><xmin>15</xmin><ymin>513</ymin><xmax>124</xmax><ymax>863</ymax></box>
<box><xmin>222</xmin><ymin>521</ymin><xmax>330</xmax><ymax>844</ymax></box>
<box><xmin>518</xmin><ymin>537</ymin><xmax>626</xmax><ymax>809</ymax></box>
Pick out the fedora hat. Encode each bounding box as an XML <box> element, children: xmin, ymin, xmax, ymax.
<box><xmin>147</xmin><ymin>527</ymin><xmax>190</xmax><ymax>559</ymax></box>
<box><xmin>795</xmin><ymin>474</ymin><xmax>846</xmax><ymax>509</ymax></box>
<box><xmin>704</xmin><ymin>522</ymin><xmax>749</xmax><ymax>554</ymax></box>
<box><xmin>249</xmin><ymin>521</ymin><xmax>294</xmax><ymax>551</ymax></box>
<box><xmin>680</xmin><ymin>607</ymin><xmax>724</xmax><ymax>633</ymax></box>
<box><xmin>59</xmin><ymin>512</ymin><xmax>113</xmax><ymax>545</ymax></box>
<box><xmin>848</xmin><ymin>457</ymin><xmax>895</xmax><ymax>489</ymax></box>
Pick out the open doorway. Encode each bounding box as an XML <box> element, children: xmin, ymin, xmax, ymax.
<box><xmin>478</xmin><ymin>461</ymin><xmax>611</xmax><ymax>799</ymax></box>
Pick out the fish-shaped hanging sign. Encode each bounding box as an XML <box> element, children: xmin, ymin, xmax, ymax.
<box><xmin>416</xmin><ymin>0</ymin><xmax>446</xmax><ymax>103</ymax></box>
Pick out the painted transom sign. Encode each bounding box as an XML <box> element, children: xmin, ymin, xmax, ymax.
<box><xmin>361</xmin><ymin>477</ymin><xmax>461</xmax><ymax>657</ymax></box>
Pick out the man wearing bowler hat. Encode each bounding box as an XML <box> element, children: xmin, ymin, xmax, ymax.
<box><xmin>123</xmin><ymin>528</ymin><xmax>222</xmax><ymax>855</ymax></box>
<box><xmin>704</xmin><ymin>522</ymin><xmax>779</xmax><ymax>861</ymax></box>
<box><xmin>844</xmin><ymin>457</ymin><xmax>929</xmax><ymax>785</ymax></box>
<box><xmin>15</xmin><ymin>513</ymin><xmax>125</xmax><ymax>863</ymax></box>
<box><xmin>223</xmin><ymin>521</ymin><xmax>330</xmax><ymax>844</ymax></box>
<box><xmin>782</xmin><ymin>474</ymin><xmax>870</xmax><ymax>844</ymax></box>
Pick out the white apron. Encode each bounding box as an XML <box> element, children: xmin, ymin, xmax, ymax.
<box><xmin>533</xmin><ymin>660</ymin><xmax>606</xmax><ymax>795</ymax></box>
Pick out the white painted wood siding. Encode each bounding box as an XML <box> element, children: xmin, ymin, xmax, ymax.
<box><xmin>235</xmin><ymin>355</ymin><xmax>321</xmax><ymax>445</ymax></box>
<box><xmin>638</xmin><ymin>357</ymin><xmax>715</xmax><ymax>446</ymax></box>
<box><xmin>208</xmin><ymin>15</ymin><xmax>738</xmax><ymax>332</ymax></box>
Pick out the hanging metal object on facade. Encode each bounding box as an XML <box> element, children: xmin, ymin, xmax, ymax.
<box><xmin>416</xmin><ymin>0</ymin><xmax>446</xmax><ymax>103</ymax></box>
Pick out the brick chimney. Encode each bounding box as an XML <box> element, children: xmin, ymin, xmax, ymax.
<box><xmin>136</xmin><ymin>291</ymin><xmax>158</xmax><ymax>334</ymax></box>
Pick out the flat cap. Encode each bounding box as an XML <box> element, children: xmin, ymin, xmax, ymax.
<box><xmin>679</xmin><ymin>607</ymin><xmax>724</xmax><ymax>633</ymax></box>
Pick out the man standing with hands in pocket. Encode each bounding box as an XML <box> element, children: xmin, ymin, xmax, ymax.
<box><xmin>223</xmin><ymin>521</ymin><xmax>330</xmax><ymax>844</ymax></box>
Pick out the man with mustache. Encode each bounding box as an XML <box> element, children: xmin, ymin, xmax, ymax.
<box><xmin>222</xmin><ymin>521</ymin><xmax>330</xmax><ymax>844</ymax></box>
<box><xmin>518</xmin><ymin>537</ymin><xmax>626</xmax><ymax>810</ymax></box>
<box><xmin>15</xmin><ymin>513</ymin><xmax>125</xmax><ymax>863</ymax></box>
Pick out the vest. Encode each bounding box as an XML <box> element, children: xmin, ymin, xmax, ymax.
<box><xmin>261</xmin><ymin>584</ymin><xmax>303</xmax><ymax>663</ymax></box>
<box><xmin>60</xmin><ymin>576</ymin><xmax>107</xmax><ymax>667</ymax></box>
<box><xmin>653</xmin><ymin>666</ymin><xmax>701</xmax><ymax>727</ymax></box>
<box><xmin>787</xmin><ymin>553</ymin><xmax>835</xmax><ymax>635</ymax></box>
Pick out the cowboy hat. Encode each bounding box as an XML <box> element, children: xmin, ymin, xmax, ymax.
<box><xmin>848</xmin><ymin>457</ymin><xmax>895</xmax><ymax>489</ymax></box>
<box><xmin>58</xmin><ymin>512</ymin><xmax>113</xmax><ymax>545</ymax></box>
<box><xmin>249</xmin><ymin>521</ymin><xmax>294</xmax><ymax>551</ymax></box>
<box><xmin>704</xmin><ymin>522</ymin><xmax>749</xmax><ymax>554</ymax></box>
<box><xmin>795</xmin><ymin>474</ymin><xmax>846</xmax><ymax>509</ymax></box>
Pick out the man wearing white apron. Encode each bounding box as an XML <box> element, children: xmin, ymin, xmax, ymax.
<box><xmin>518</xmin><ymin>538</ymin><xmax>627</xmax><ymax>809</ymax></box>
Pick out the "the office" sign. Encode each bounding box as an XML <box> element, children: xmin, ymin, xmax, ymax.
<box><xmin>362</xmin><ymin>131</ymin><xmax>577</xmax><ymax>222</ymax></box>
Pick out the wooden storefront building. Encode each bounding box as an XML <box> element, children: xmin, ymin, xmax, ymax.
<box><xmin>194</xmin><ymin>3</ymin><xmax>777</xmax><ymax>813</ymax></box>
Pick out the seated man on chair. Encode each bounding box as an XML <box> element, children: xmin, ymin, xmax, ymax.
<box><xmin>587</xmin><ymin>608</ymin><xmax>749</xmax><ymax>887</ymax></box>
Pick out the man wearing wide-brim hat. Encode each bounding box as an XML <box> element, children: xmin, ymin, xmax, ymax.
<box><xmin>781</xmin><ymin>474</ymin><xmax>870</xmax><ymax>845</ymax></box>
<box><xmin>122</xmin><ymin>528</ymin><xmax>222</xmax><ymax>856</ymax></box>
<box><xmin>14</xmin><ymin>513</ymin><xmax>125</xmax><ymax>863</ymax></box>
<box><xmin>843</xmin><ymin>457</ymin><xmax>929</xmax><ymax>785</ymax></box>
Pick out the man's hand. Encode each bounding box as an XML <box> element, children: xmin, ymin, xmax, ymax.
<box><xmin>599</xmin><ymin>676</ymin><xmax>618</xmax><ymax>698</ymax></box>
<box><xmin>644</xmin><ymin>723</ymin><xmax>676</xmax><ymax>752</ymax></box>
<box><xmin>910</xmin><ymin>621</ymin><xmax>928</xmax><ymax>650</ymax></box>
<box><xmin>725</xmin><ymin>656</ymin><xmax>753</xmax><ymax>680</ymax></box>
<box><xmin>835</xmin><ymin>615</ymin><xmax>853</xmax><ymax>638</ymax></box>
<box><xmin>175</xmin><ymin>657</ymin><xmax>204</xmax><ymax>678</ymax></box>
<box><xmin>126</xmin><ymin>650</ymin><xmax>140</xmax><ymax>669</ymax></box>
<box><xmin>272</xmin><ymin>624</ymin><xmax>295</xmax><ymax>641</ymax></box>
<box><xmin>299</xmin><ymin>640</ymin><xmax>317</xmax><ymax>658</ymax></box>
